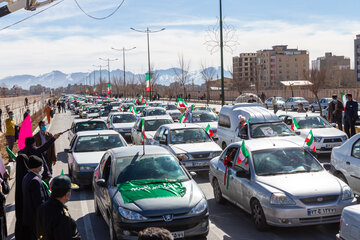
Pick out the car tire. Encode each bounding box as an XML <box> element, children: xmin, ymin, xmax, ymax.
<box><xmin>251</xmin><ymin>200</ymin><xmax>270</xmax><ymax>231</ymax></box>
<box><xmin>109</xmin><ymin>217</ymin><xmax>118</xmax><ymax>240</ymax></box>
<box><xmin>336</xmin><ymin>172</ymin><xmax>348</xmax><ymax>184</ymax></box>
<box><xmin>311</xmin><ymin>107</ymin><xmax>315</xmax><ymax>113</ymax></box>
<box><xmin>94</xmin><ymin>196</ymin><xmax>101</xmax><ymax>216</ymax></box>
<box><xmin>213</xmin><ymin>178</ymin><xmax>225</xmax><ymax>204</ymax></box>
<box><xmin>221</xmin><ymin>142</ymin><xmax>227</xmax><ymax>150</ymax></box>
<box><xmin>291</xmin><ymin>105</ymin><xmax>295</xmax><ymax>111</ymax></box>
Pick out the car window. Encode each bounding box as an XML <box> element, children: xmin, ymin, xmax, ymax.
<box><xmin>154</xmin><ymin>127</ymin><xmax>163</xmax><ymax>141</ymax></box>
<box><xmin>250</xmin><ymin>123</ymin><xmax>294</xmax><ymax>138</ymax></box>
<box><xmin>166</xmin><ymin>105</ymin><xmax>178</xmax><ymax>110</ymax></box>
<box><xmin>147</xmin><ymin>109</ymin><xmax>167</xmax><ymax>116</ymax></box>
<box><xmin>352</xmin><ymin>139</ymin><xmax>360</xmax><ymax>159</ymax></box>
<box><xmin>221</xmin><ymin>146</ymin><xmax>238</xmax><ymax>167</ymax></box>
<box><xmin>144</xmin><ymin>119</ymin><xmax>172</xmax><ymax>131</ymax></box>
<box><xmin>112</xmin><ymin>114</ymin><xmax>137</xmax><ymax>123</ymax></box>
<box><xmin>191</xmin><ymin>112</ymin><xmax>218</xmax><ymax>123</ymax></box>
<box><xmin>74</xmin><ymin>134</ymin><xmax>125</xmax><ymax>152</ymax></box>
<box><xmin>170</xmin><ymin>128</ymin><xmax>211</xmax><ymax>144</ymax></box>
<box><xmin>218</xmin><ymin>114</ymin><xmax>231</xmax><ymax>128</ymax></box>
<box><xmin>294</xmin><ymin>116</ymin><xmax>331</xmax><ymax>129</ymax></box>
<box><xmin>88</xmin><ymin>108</ymin><xmax>100</xmax><ymax>113</ymax></box>
<box><xmin>75</xmin><ymin>121</ymin><xmax>107</xmax><ymax>132</ymax></box>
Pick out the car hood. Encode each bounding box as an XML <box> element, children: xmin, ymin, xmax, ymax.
<box><xmin>167</xmin><ymin>110</ymin><xmax>181</xmax><ymax>114</ymax></box>
<box><xmin>193</xmin><ymin>122</ymin><xmax>218</xmax><ymax>129</ymax></box>
<box><xmin>73</xmin><ymin>151</ymin><xmax>105</xmax><ymax>165</ymax></box>
<box><xmin>113</xmin><ymin>123</ymin><xmax>135</xmax><ymax>129</ymax></box>
<box><xmin>113</xmin><ymin>180</ymin><xmax>205</xmax><ymax>217</ymax></box>
<box><xmin>170</xmin><ymin>142</ymin><xmax>222</xmax><ymax>154</ymax></box>
<box><xmin>299</xmin><ymin>128</ymin><xmax>346</xmax><ymax>138</ymax></box>
<box><xmin>257</xmin><ymin>171</ymin><xmax>342</xmax><ymax>197</ymax></box>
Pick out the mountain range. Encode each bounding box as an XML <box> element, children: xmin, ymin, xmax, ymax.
<box><xmin>0</xmin><ymin>67</ymin><xmax>232</xmax><ymax>89</ymax></box>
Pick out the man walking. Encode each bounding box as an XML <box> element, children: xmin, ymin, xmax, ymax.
<box><xmin>272</xmin><ymin>96</ymin><xmax>278</xmax><ymax>114</ymax></box>
<box><xmin>5</xmin><ymin>111</ymin><xmax>16</xmax><ymax>161</ymax></box>
<box><xmin>36</xmin><ymin>175</ymin><xmax>81</xmax><ymax>240</ymax></box>
<box><xmin>61</xmin><ymin>101</ymin><xmax>66</xmax><ymax>113</ymax></box>
<box><xmin>23</xmin><ymin>109</ymin><xmax>30</xmax><ymax>120</ymax></box>
<box><xmin>328</xmin><ymin>95</ymin><xmax>344</xmax><ymax>131</ymax></box>
<box><xmin>344</xmin><ymin>94</ymin><xmax>358</xmax><ymax>138</ymax></box>
<box><xmin>25</xmin><ymin>97</ymin><xmax>28</xmax><ymax>107</ymax></box>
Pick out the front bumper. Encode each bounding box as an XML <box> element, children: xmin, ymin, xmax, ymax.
<box><xmin>181</xmin><ymin>159</ymin><xmax>211</xmax><ymax>172</ymax></box>
<box><xmin>315</xmin><ymin>141</ymin><xmax>344</xmax><ymax>154</ymax></box>
<box><xmin>262</xmin><ymin>198</ymin><xmax>357</xmax><ymax>227</ymax></box>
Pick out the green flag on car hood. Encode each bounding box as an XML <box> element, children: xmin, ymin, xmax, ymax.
<box><xmin>117</xmin><ymin>179</ymin><xmax>186</xmax><ymax>204</ymax></box>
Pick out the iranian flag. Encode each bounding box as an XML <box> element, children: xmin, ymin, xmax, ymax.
<box><xmin>241</xmin><ymin>117</ymin><xmax>252</xmax><ymax>127</ymax></box>
<box><xmin>237</xmin><ymin>140</ymin><xmax>250</xmax><ymax>165</ymax></box>
<box><xmin>291</xmin><ymin>118</ymin><xmax>300</xmax><ymax>131</ymax></box>
<box><xmin>108</xmin><ymin>117</ymin><xmax>112</xmax><ymax>128</ymax></box>
<box><xmin>341</xmin><ymin>92</ymin><xmax>347</xmax><ymax>110</ymax></box>
<box><xmin>305</xmin><ymin>130</ymin><xmax>316</xmax><ymax>152</ymax></box>
<box><xmin>146</xmin><ymin>73</ymin><xmax>152</xmax><ymax>92</ymax></box>
<box><xmin>179</xmin><ymin>114</ymin><xmax>187</xmax><ymax>123</ymax></box>
<box><xmin>205</xmin><ymin>124</ymin><xmax>213</xmax><ymax>137</ymax></box>
<box><xmin>120</xmin><ymin>106</ymin><xmax>124</xmax><ymax>112</ymax></box>
<box><xmin>177</xmin><ymin>98</ymin><xmax>188</xmax><ymax>108</ymax></box>
<box><xmin>190</xmin><ymin>105</ymin><xmax>194</xmax><ymax>112</ymax></box>
<box><xmin>130</xmin><ymin>106</ymin><xmax>135</xmax><ymax>114</ymax></box>
<box><xmin>107</xmin><ymin>83</ymin><xmax>112</xmax><ymax>94</ymax></box>
<box><xmin>93</xmin><ymin>85</ymin><xmax>97</xmax><ymax>93</ymax></box>
<box><xmin>141</xmin><ymin>119</ymin><xmax>146</xmax><ymax>140</ymax></box>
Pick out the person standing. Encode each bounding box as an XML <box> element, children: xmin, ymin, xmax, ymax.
<box><xmin>297</xmin><ymin>103</ymin><xmax>306</xmax><ymax>113</ymax></box>
<box><xmin>22</xmin><ymin>155</ymin><xmax>50</xmax><ymax>240</ymax></box>
<box><xmin>36</xmin><ymin>175</ymin><xmax>81</xmax><ymax>240</ymax></box>
<box><xmin>5</xmin><ymin>111</ymin><xmax>16</xmax><ymax>161</ymax></box>
<box><xmin>25</xmin><ymin>97</ymin><xmax>28</xmax><ymax>107</ymax></box>
<box><xmin>344</xmin><ymin>94</ymin><xmax>358</xmax><ymax>138</ymax></box>
<box><xmin>23</xmin><ymin>108</ymin><xmax>30</xmax><ymax>120</ymax></box>
<box><xmin>44</xmin><ymin>105</ymin><xmax>52</xmax><ymax>124</ymax></box>
<box><xmin>0</xmin><ymin>108</ymin><xmax>2</xmax><ymax>132</ymax></box>
<box><xmin>272</xmin><ymin>96</ymin><xmax>278</xmax><ymax>114</ymax></box>
<box><xmin>57</xmin><ymin>101</ymin><xmax>61</xmax><ymax>114</ymax></box>
<box><xmin>328</xmin><ymin>95</ymin><xmax>344</xmax><ymax>131</ymax></box>
<box><xmin>61</xmin><ymin>101</ymin><xmax>66</xmax><ymax>113</ymax></box>
<box><xmin>0</xmin><ymin>169</ymin><xmax>10</xmax><ymax>240</ymax></box>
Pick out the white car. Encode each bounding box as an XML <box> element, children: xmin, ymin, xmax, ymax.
<box><xmin>184</xmin><ymin>110</ymin><xmax>219</xmax><ymax>140</ymax></box>
<box><xmin>153</xmin><ymin>123</ymin><xmax>222</xmax><ymax>172</ymax></box>
<box><xmin>165</xmin><ymin>104</ymin><xmax>182</xmax><ymax>121</ymax></box>
<box><xmin>143</xmin><ymin>107</ymin><xmax>169</xmax><ymax>117</ymax></box>
<box><xmin>264</xmin><ymin>97</ymin><xmax>285</xmax><ymax>109</ymax></box>
<box><xmin>280</xmin><ymin>114</ymin><xmax>348</xmax><ymax>154</ymax></box>
<box><xmin>82</xmin><ymin>106</ymin><xmax>101</xmax><ymax>119</ymax></box>
<box><xmin>68</xmin><ymin>119</ymin><xmax>108</xmax><ymax>142</ymax></box>
<box><xmin>337</xmin><ymin>204</ymin><xmax>360</xmax><ymax>240</ymax></box>
<box><xmin>131</xmin><ymin>116</ymin><xmax>173</xmax><ymax>145</ymax></box>
<box><xmin>331</xmin><ymin>133</ymin><xmax>360</xmax><ymax>195</ymax></box>
<box><xmin>283</xmin><ymin>97</ymin><xmax>310</xmax><ymax>111</ymax></box>
<box><xmin>107</xmin><ymin>112</ymin><xmax>137</xmax><ymax>143</ymax></box>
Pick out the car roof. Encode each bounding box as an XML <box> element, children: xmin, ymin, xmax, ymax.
<box><xmin>76</xmin><ymin>130</ymin><xmax>119</xmax><ymax>136</ymax></box>
<box><xmin>110</xmin><ymin>145</ymin><xmax>170</xmax><ymax>158</ymax></box>
<box><xmin>73</xmin><ymin>119</ymin><xmax>106</xmax><ymax>123</ymax></box>
<box><xmin>233</xmin><ymin>138</ymin><xmax>301</xmax><ymax>152</ymax></box>
<box><xmin>139</xmin><ymin>115</ymin><xmax>173</xmax><ymax>121</ymax></box>
<box><xmin>191</xmin><ymin>110</ymin><xmax>214</xmax><ymax>114</ymax></box>
<box><xmin>162</xmin><ymin>123</ymin><xmax>202</xmax><ymax>130</ymax></box>
<box><xmin>146</xmin><ymin>107</ymin><xmax>166</xmax><ymax>110</ymax></box>
<box><xmin>109</xmin><ymin>112</ymin><xmax>133</xmax><ymax>116</ymax></box>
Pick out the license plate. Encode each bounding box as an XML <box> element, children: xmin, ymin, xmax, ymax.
<box><xmin>171</xmin><ymin>231</ymin><xmax>184</xmax><ymax>239</ymax></box>
<box><xmin>325</xmin><ymin>144</ymin><xmax>340</xmax><ymax>148</ymax></box>
<box><xmin>307</xmin><ymin>208</ymin><xmax>336</xmax><ymax>216</ymax></box>
<box><xmin>192</xmin><ymin>161</ymin><xmax>208</xmax><ymax>167</ymax></box>
<box><xmin>124</xmin><ymin>133</ymin><xmax>131</xmax><ymax>136</ymax></box>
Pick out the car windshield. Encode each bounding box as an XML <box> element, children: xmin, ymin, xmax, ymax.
<box><xmin>191</xmin><ymin>112</ymin><xmax>218</xmax><ymax>123</ymax></box>
<box><xmin>293</xmin><ymin>97</ymin><xmax>305</xmax><ymax>101</ymax></box>
<box><xmin>253</xmin><ymin>148</ymin><xmax>323</xmax><ymax>176</ymax></box>
<box><xmin>110</xmin><ymin>109</ymin><xmax>120</xmax><ymax>113</ymax></box>
<box><xmin>145</xmin><ymin>119</ymin><xmax>172</xmax><ymax>131</ymax></box>
<box><xmin>74</xmin><ymin>134</ymin><xmax>124</xmax><ymax>152</ymax></box>
<box><xmin>115</xmin><ymin>154</ymin><xmax>189</xmax><ymax>184</ymax></box>
<box><xmin>250</xmin><ymin>123</ymin><xmax>295</xmax><ymax>138</ymax></box>
<box><xmin>113</xmin><ymin>114</ymin><xmax>137</xmax><ymax>123</ymax></box>
<box><xmin>166</xmin><ymin>105</ymin><xmax>178</xmax><ymax>110</ymax></box>
<box><xmin>170</xmin><ymin>128</ymin><xmax>212</xmax><ymax>144</ymax></box>
<box><xmin>75</xmin><ymin>121</ymin><xmax>107</xmax><ymax>132</ymax></box>
<box><xmin>276</xmin><ymin>97</ymin><xmax>285</xmax><ymax>101</ymax></box>
<box><xmin>100</xmin><ymin>111</ymin><xmax>110</xmax><ymax>117</ymax></box>
<box><xmin>294</xmin><ymin>116</ymin><xmax>331</xmax><ymax>129</ymax></box>
<box><xmin>135</xmin><ymin>107</ymin><xmax>146</xmax><ymax>112</ymax></box>
<box><xmin>147</xmin><ymin>109</ymin><xmax>167</xmax><ymax>116</ymax></box>
<box><xmin>88</xmin><ymin>108</ymin><xmax>100</xmax><ymax>113</ymax></box>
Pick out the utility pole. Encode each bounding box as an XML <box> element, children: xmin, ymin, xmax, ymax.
<box><xmin>219</xmin><ymin>0</ymin><xmax>225</xmax><ymax>106</ymax></box>
<box><xmin>130</xmin><ymin>27</ymin><xmax>165</xmax><ymax>101</ymax></box>
<box><xmin>99</xmin><ymin>58</ymin><xmax>118</xmax><ymax>97</ymax></box>
<box><xmin>111</xmin><ymin>47</ymin><xmax>136</xmax><ymax>98</ymax></box>
<box><xmin>93</xmin><ymin>65</ymin><xmax>106</xmax><ymax>95</ymax></box>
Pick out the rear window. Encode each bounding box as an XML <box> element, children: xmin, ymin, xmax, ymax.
<box><xmin>145</xmin><ymin>119</ymin><xmax>172</xmax><ymax>131</ymax></box>
<box><xmin>75</xmin><ymin>121</ymin><xmax>107</xmax><ymax>132</ymax></box>
<box><xmin>218</xmin><ymin>114</ymin><xmax>231</xmax><ymax>128</ymax></box>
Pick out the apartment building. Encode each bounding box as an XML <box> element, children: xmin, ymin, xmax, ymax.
<box><xmin>355</xmin><ymin>35</ymin><xmax>360</xmax><ymax>83</ymax></box>
<box><xmin>232</xmin><ymin>53</ymin><xmax>257</xmax><ymax>90</ymax></box>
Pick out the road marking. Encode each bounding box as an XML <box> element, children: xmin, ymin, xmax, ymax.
<box><xmin>80</xmin><ymin>191</ymin><xmax>96</xmax><ymax>240</ymax></box>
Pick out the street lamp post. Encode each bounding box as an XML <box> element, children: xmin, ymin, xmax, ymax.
<box><xmin>111</xmin><ymin>47</ymin><xmax>136</xmax><ymax>98</ymax></box>
<box><xmin>99</xmin><ymin>58</ymin><xmax>118</xmax><ymax>97</ymax></box>
<box><xmin>219</xmin><ymin>0</ymin><xmax>225</xmax><ymax>106</ymax></box>
<box><xmin>130</xmin><ymin>27</ymin><xmax>165</xmax><ymax>101</ymax></box>
<box><xmin>93</xmin><ymin>64</ymin><xmax>107</xmax><ymax>95</ymax></box>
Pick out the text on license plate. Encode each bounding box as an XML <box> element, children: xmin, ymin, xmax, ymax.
<box><xmin>307</xmin><ymin>208</ymin><xmax>336</xmax><ymax>216</ymax></box>
<box><xmin>172</xmin><ymin>231</ymin><xmax>184</xmax><ymax>239</ymax></box>
<box><xmin>185</xmin><ymin>161</ymin><xmax>208</xmax><ymax>167</ymax></box>
<box><xmin>325</xmin><ymin>144</ymin><xmax>340</xmax><ymax>148</ymax></box>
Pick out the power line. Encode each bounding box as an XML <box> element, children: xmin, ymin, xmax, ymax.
<box><xmin>73</xmin><ymin>0</ymin><xmax>125</xmax><ymax>20</ymax></box>
<box><xmin>0</xmin><ymin>0</ymin><xmax>65</xmax><ymax>32</ymax></box>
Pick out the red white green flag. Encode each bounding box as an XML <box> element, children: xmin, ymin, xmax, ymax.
<box><xmin>108</xmin><ymin>117</ymin><xmax>113</xmax><ymax>128</ymax></box>
<box><xmin>237</xmin><ymin>140</ymin><xmax>250</xmax><ymax>165</ymax></box>
<box><xmin>141</xmin><ymin>119</ymin><xmax>146</xmax><ymax>140</ymax></box>
<box><xmin>120</xmin><ymin>106</ymin><xmax>124</xmax><ymax>112</ymax></box>
<box><xmin>130</xmin><ymin>106</ymin><xmax>135</xmax><ymax>114</ymax></box>
<box><xmin>241</xmin><ymin>117</ymin><xmax>252</xmax><ymax>127</ymax></box>
<box><xmin>177</xmin><ymin>98</ymin><xmax>188</xmax><ymax>108</ymax></box>
<box><xmin>291</xmin><ymin>118</ymin><xmax>300</xmax><ymax>131</ymax></box>
<box><xmin>205</xmin><ymin>124</ymin><xmax>213</xmax><ymax>137</ymax></box>
<box><xmin>107</xmin><ymin>83</ymin><xmax>112</xmax><ymax>94</ymax></box>
<box><xmin>305</xmin><ymin>130</ymin><xmax>316</xmax><ymax>152</ymax></box>
<box><xmin>93</xmin><ymin>85</ymin><xmax>97</xmax><ymax>93</ymax></box>
<box><xmin>179</xmin><ymin>114</ymin><xmax>187</xmax><ymax>123</ymax></box>
<box><xmin>341</xmin><ymin>92</ymin><xmax>347</xmax><ymax>110</ymax></box>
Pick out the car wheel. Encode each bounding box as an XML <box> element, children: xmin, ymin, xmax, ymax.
<box><xmin>251</xmin><ymin>200</ymin><xmax>270</xmax><ymax>231</ymax></box>
<box><xmin>94</xmin><ymin>196</ymin><xmax>101</xmax><ymax>216</ymax></box>
<box><xmin>291</xmin><ymin>105</ymin><xmax>295</xmax><ymax>111</ymax></box>
<box><xmin>109</xmin><ymin>217</ymin><xmax>118</xmax><ymax>240</ymax></box>
<box><xmin>213</xmin><ymin>179</ymin><xmax>225</xmax><ymax>204</ymax></box>
<box><xmin>311</xmin><ymin>106</ymin><xmax>315</xmax><ymax>113</ymax></box>
<box><xmin>336</xmin><ymin>172</ymin><xmax>348</xmax><ymax>184</ymax></box>
<box><xmin>221</xmin><ymin>142</ymin><xmax>227</xmax><ymax>150</ymax></box>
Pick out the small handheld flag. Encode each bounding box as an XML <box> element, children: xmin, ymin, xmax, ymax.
<box><xmin>205</xmin><ymin>124</ymin><xmax>214</xmax><ymax>137</ymax></box>
<box><xmin>341</xmin><ymin>92</ymin><xmax>347</xmax><ymax>110</ymax></box>
<box><xmin>141</xmin><ymin>119</ymin><xmax>146</xmax><ymax>140</ymax></box>
<box><xmin>291</xmin><ymin>118</ymin><xmax>300</xmax><ymax>131</ymax></box>
<box><xmin>177</xmin><ymin>98</ymin><xmax>188</xmax><ymax>108</ymax></box>
<box><xmin>237</xmin><ymin>140</ymin><xmax>250</xmax><ymax>165</ymax></box>
<box><xmin>241</xmin><ymin>117</ymin><xmax>252</xmax><ymax>127</ymax></box>
<box><xmin>224</xmin><ymin>167</ymin><xmax>230</xmax><ymax>190</ymax></box>
<box><xmin>305</xmin><ymin>130</ymin><xmax>316</xmax><ymax>152</ymax></box>
<box><xmin>6</xmin><ymin>147</ymin><xmax>17</xmax><ymax>161</ymax></box>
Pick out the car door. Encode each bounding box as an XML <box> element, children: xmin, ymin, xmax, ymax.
<box><xmin>68</xmin><ymin>123</ymin><xmax>75</xmax><ymax>141</ymax></box>
<box><xmin>68</xmin><ymin>136</ymin><xmax>77</xmax><ymax>173</ymax></box>
<box><xmin>218</xmin><ymin>146</ymin><xmax>240</xmax><ymax>200</ymax></box>
<box><xmin>131</xmin><ymin>119</ymin><xmax>141</xmax><ymax>144</ymax></box>
<box><xmin>97</xmin><ymin>153</ymin><xmax>113</xmax><ymax>223</ymax></box>
<box><xmin>346</xmin><ymin>139</ymin><xmax>360</xmax><ymax>193</ymax></box>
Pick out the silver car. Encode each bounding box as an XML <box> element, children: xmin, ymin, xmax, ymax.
<box><xmin>264</xmin><ymin>97</ymin><xmax>285</xmax><ymax>109</ymax></box>
<box><xmin>310</xmin><ymin>98</ymin><xmax>332</xmax><ymax>112</ymax></box>
<box><xmin>209</xmin><ymin>138</ymin><xmax>356</xmax><ymax>230</ymax></box>
<box><xmin>165</xmin><ymin>104</ymin><xmax>182</xmax><ymax>121</ymax></box>
<box><xmin>336</xmin><ymin>204</ymin><xmax>360</xmax><ymax>240</ymax></box>
<box><xmin>283</xmin><ymin>97</ymin><xmax>309</xmax><ymax>111</ymax></box>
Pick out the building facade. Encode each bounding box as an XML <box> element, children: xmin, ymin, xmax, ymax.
<box><xmin>232</xmin><ymin>53</ymin><xmax>257</xmax><ymax>92</ymax></box>
<box><xmin>355</xmin><ymin>35</ymin><xmax>360</xmax><ymax>83</ymax></box>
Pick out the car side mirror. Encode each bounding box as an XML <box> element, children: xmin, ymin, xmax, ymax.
<box><xmin>236</xmin><ymin>169</ymin><xmax>250</xmax><ymax>179</ymax></box>
<box><xmin>160</xmin><ymin>136</ymin><xmax>167</xmax><ymax>145</ymax></box>
<box><xmin>96</xmin><ymin>179</ymin><xmax>107</xmax><ymax>187</ymax></box>
<box><xmin>331</xmin><ymin>123</ymin><xmax>336</xmax><ymax>127</ymax></box>
<box><xmin>64</xmin><ymin>148</ymin><xmax>71</xmax><ymax>153</ymax></box>
<box><xmin>190</xmin><ymin>171</ymin><xmax>197</xmax><ymax>177</ymax></box>
<box><xmin>239</xmin><ymin>133</ymin><xmax>249</xmax><ymax>140</ymax></box>
<box><xmin>295</xmin><ymin>131</ymin><xmax>301</xmax><ymax>135</ymax></box>
<box><xmin>322</xmin><ymin>163</ymin><xmax>331</xmax><ymax>171</ymax></box>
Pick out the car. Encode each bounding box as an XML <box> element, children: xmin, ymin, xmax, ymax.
<box><xmin>131</xmin><ymin>116</ymin><xmax>174</xmax><ymax>145</ymax></box>
<box><xmin>148</xmin><ymin>101</ymin><xmax>164</xmax><ymax>107</ymax></box>
<box><xmin>100</xmin><ymin>110</ymin><xmax>110</xmax><ymax>121</ymax></box>
<box><xmin>165</xmin><ymin>104</ymin><xmax>182</xmax><ymax>121</ymax></box>
<box><xmin>121</xmin><ymin>103</ymin><xmax>135</xmax><ymax>112</ymax></box>
<box><xmin>65</xmin><ymin>130</ymin><xmax>127</xmax><ymax>186</ymax></box>
<box><xmin>209</xmin><ymin>139</ymin><xmax>357</xmax><ymax>230</ymax></box>
<box><xmin>82</xmin><ymin>106</ymin><xmax>101</xmax><ymax>119</ymax></box>
<box><xmin>264</xmin><ymin>97</ymin><xmax>285</xmax><ymax>109</ymax></box>
<box><xmin>280</xmin><ymin>114</ymin><xmax>348</xmax><ymax>154</ymax></box>
<box><xmin>143</xmin><ymin>107</ymin><xmax>169</xmax><ymax>117</ymax></box>
<box><xmin>93</xmin><ymin>145</ymin><xmax>209</xmax><ymax>240</ymax></box>
<box><xmin>153</xmin><ymin>123</ymin><xmax>222</xmax><ymax>172</ymax></box>
<box><xmin>310</xmin><ymin>98</ymin><xmax>332</xmax><ymax>113</ymax></box>
<box><xmin>183</xmin><ymin>110</ymin><xmax>219</xmax><ymax>141</ymax></box>
<box><xmin>68</xmin><ymin>119</ymin><xmax>108</xmax><ymax>142</ymax></box>
<box><xmin>282</xmin><ymin>97</ymin><xmax>309</xmax><ymax>111</ymax></box>
<box><xmin>107</xmin><ymin>112</ymin><xmax>137</xmax><ymax>143</ymax></box>
<box><xmin>192</xmin><ymin>105</ymin><xmax>215</xmax><ymax>113</ymax></box>
<box><xmin>134</xmin><ymin>105</ymin><xmax>148</xmax><ymax>117</ymax></box>
<box><xmin>331</xmin><ymin>133</ymin><xmax>360</xmax><ymax>195</ymax></box>
<box><xmin>217</xmin><ymin>103</ymin><xmax>304</xmax><ymax>150</ymax></box>
<box><xmin>336</xmin><ymin>204</ymin><xmax>360</xmax><ymax>240</ymax></box>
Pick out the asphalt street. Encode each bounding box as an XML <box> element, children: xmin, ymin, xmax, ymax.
<box><xmin>5</xmin><ymin>110</ymin><xmax>338</xmax><ymax>240</ymax></box>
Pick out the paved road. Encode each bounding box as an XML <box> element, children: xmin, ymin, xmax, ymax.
<box><xmin>5</xmin><ymin>111</ymin><xmax>339</xmax><ymax>240</ymax></box>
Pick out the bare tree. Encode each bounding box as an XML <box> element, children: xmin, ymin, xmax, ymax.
<box><xmin>200</xmin><ymin>62</ymin><xmax>216</xmax><ymax>104</ymax></box>
<box><xmin>150</xmin><ymin>64</ymin><xmax>160</xmax><ymax>95</ymax></box>
<box><xmin>304</xmin><ymin>69</ymin><xmax>327</xmax><ymax>117</ymax></box>
<box><xmin>173</xmin><ymin>54</ymin><xmax>191</xmax><ymax>99</ymax></box>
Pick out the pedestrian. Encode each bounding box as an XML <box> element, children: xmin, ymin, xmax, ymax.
<box><xmin>61</xmin><ymin>101</ymin><xmax>66</xmax><ymax>113</ymax></box>
<box><xmin>22</xmin><ymin>155</ymin><xmax>50</xmax><ymax>240</ymax></box>
<box><xmin>23</xmin><ymin>108</ymin><xmax>30</xmax><ymax>120</ymax></box>
<box><xmin>0</xmin><ymin>168</ymin><xmax>10</xmax><ymax>240</ymax></box>
<box><xmin>138</xmin><ymin>227</ymin><xmax>173</xmax><ymax>240</ymax></box>
<box><xmin>297</xmin><ymin>103</ymin><xmax>306</xmax><ymax>113</ymax></box>
<box><xmin>272</xmin><ymin>96</ymin><xmax>278</xmax><ymax>114</ymax></box>
<box><xmin>344</xmin><ymin>94</ymin><xmax>358</xmax><ymax>138</ymax></box>
<box><xmin>57</xmin><ymin>101</ymin><xmax>61</xmax><ymax>114</ymax></box>
<box><xmin>5</xmin><ymin>111</ymin><xmax>16</xmax><ymax>161</ymax></box>
<box><xmin>52</xmin><ymin>99</ymin><xmax>56</xmax><ymax>106</ymax></box>
<box><xmin>0</xmin><ymin>108</ymin><xmax>2</xmax><ymax>132</ymax></box>
<box><xmin>328</xmin><ymin>95</ymin><xmax>344</xmax><ymax>131</ymax></box>
<box><xmin>25</xmin><ymin>97</ymin><xmax>28</xmax><ymax>107</ymax></box>
<box><xmin>44</xmin><ymin>104</ymin><xmax>52</xmax><ymax>124</ymax></box>
<box><xmin>261</xmin><ymin>92</ymin><xmax>266</xmax><ymax>102</ymax></box>
<box><xmin>36</xmin><ymin>175</ymin><xmax>81</xmax><ymax>240</ymax></box>
<box><xmin>34</xmin><ymin>121</ymin><xmax>56</xmax><ymax>180</ymax></box>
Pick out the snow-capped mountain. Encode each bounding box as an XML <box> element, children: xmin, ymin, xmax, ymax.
<box><xmin>0</xmin><ymin>67</ymin><xmax>231</xmax><ymax>89</ymax></box>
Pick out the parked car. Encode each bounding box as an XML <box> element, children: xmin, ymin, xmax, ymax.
<box><xmin>131</xmin><ymin>116</ymin><xmax>173</xmax><ymax>145</ymax></box>
<box><xmin>68</xmin><ymin>119</ymin><xmax>108</xmax><ymax>142</ymax></box>
<box><xmin>209</xmin><ymin>139</ymin><xmax>357</xmax><ymax>230</ymax></box>
<box><xmin>217</xmin><ymin>103</ymin><xmax>304</xmax><ymax>150</ymax></box>
<box><xmin>100</xmin><ymin>110</ymin><xmax>110</xmax><ymax>121</ymax></box>
<box><xmin>264</xmin><ymin>97</ymin><xmax>285</xmax><ymax>109</ymax></box>
<box><xmin>184</xmin><ymin>110</ymin><xmax>219</xmax><ymax>141</ymax></box>
<box><xmin>310</xmin><ymin>98</ymin><xmax>332</xmax><ymax>112</ymax></box>
<box><xmin>143</xmin><ymin>107</ymin><xmax>168</xmax><ymax>117</ymax></box>
<box><xmin>165</xmin><ymin>104</ymin><xmax>182</xmax><ymax>121</ymax></box>
<box><xmin>107</xmin><ymin>112</ymin><xmax>137</xmax><ymax>143</ymax></box>
<box><xmin>153</xmin><ymin>123</ymin><xmax>222</xmax><ymax>172</ymax></box>
<box><xmin>82</xmin><ymin>106</ymin><xmax>101</xmax><ymax>119</ymax></box>
<box><xmin>134</xmin><ymin>105</ymin><xmax>148</xmax><ymax>117</ymax></box>
<box><xmin>65</xmin><ymin>130</ymin><xmax>127</xmax><ymax>186</ymax></box>
<box><xmin>336</xmin><ymin>204</ymin><xmax>360</xmax><ymax>240</ymax></box>
<box><xmin>93</xmin><ymin>145</ymin><xmax>209</xmax><ymax>240</ymax></box>
<box><xmin>280</xmin><ymin>114</ymin><xmax>348</xmax><ymax>154</ymax></box>
<box><xmin>282</xmin><ymin>97</ymin><xmax>309</xmax><ymax>111</ymax></box>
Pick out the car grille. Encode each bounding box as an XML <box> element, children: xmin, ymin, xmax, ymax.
<box><xmin>191</xmin><ymin>153</ymin><xmax>210</xmax><ymax>159</ymax></box>
<box><xmin>299</xmin><ymin>215</ymin><xmax>341</xmax><ymax>224</ymax></box>
<box><xmin>300</xmin><ymin>195</ymin><xmax>339</xmax><ymax>205</ymax></box>
<box><xmin>323</xmin><ymin>138</ymin><xmax>342</xmax><ymax>143</ymax></box>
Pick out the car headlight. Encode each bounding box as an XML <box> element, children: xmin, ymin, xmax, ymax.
<box><xmin>270</xmin><ymin>193</ymin><xmax>296</xmax><ymax>205</ymax></box>
<box><xmin>341</xmin><ymin>186</ymin><xmax>354</xmax><ymax>201</ymax></box>
<box><xmin>212</xmin><ymin>152</ymin><xmax>222</xmax><ymax>158</ymax></box>
<box><xmin>313</xmin><ymin>137</ymin><xmax>322</xmax><ymax>142</ymax></box>
<box><xmin>341</xmin><ymin>136</ymin><xmax>348</xmax><ymax>142</ymax></box>
<box><xmin>176</xmin><ymin>154</ymin><xmax>189</xmax><ymax>161</ymax></box>
<box><xmin>189</xmin><ymin>199</ymin><xmax>207</xmax><ymax>215</ymax></box>
<box><xmin>118</xmin><ymin>207</ymin><xmax>147</xmax><ymax>221</ymax></box>
<box><xmin>79</xmin><ymin>165</ymin><xmax>95</xmax><ymax>172</ymax></box>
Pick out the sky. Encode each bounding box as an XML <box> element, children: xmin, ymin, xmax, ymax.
<box><xmin>0</xmin><ymin>0</ymin><xmax>360</xmax><ymax>79</ymax></box>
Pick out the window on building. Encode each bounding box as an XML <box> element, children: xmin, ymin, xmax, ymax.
<box><xmin>286</xmin><ymin>64</ymin><xmax>289</xmax><ymax>67</ymax></box>
<box><xmin>295</xmin><ymin>58</ymin><xmax>298</xmax><ymax>62</ymax></box>
<box><xmin>286</xmin><ymin>58</ymin><xmax>289</xmax><ymax>62</ymax></box>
